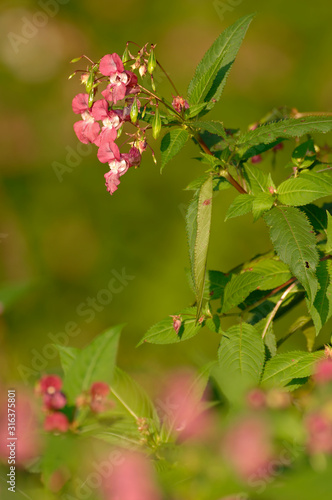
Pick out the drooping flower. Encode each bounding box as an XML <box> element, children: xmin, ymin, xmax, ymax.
<box><xmin>44</xmin><ymin>412</ymin><xmax>70</xmax><ymax>433</ymax></box>
<box><xmin>72</xmin><ymin>93</ymin><xmax>100</xmax><ymax>144</ymax></box>
<box><xmin>92</xmin><ymin>99</ymin><xmax>121</xmax><ymax>147</ymax></box>
<box><xmin>99</xmin><ymin>53</ymin><xmax>124</xmax><ymax>77</ymax></box>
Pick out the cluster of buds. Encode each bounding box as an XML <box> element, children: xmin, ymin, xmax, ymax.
<box><xmin>70</xmin><ymin>44</ymin><xmax>190</xmax><ymax>195</ymax></box>
<box><xmin>36</xmin><ymin>375</ymin><xmax>113</xmax><ymax>433</ymax></box>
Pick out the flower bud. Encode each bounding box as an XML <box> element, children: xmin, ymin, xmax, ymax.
<box><xmin>170</xmin><ymin>315</ymin><xmax>182</xmax><ymax>334</ymax></box>
<box><xmin>70</xmin><ymin>56</ymin><xmax>83</xmax><ymax>63</ymax></box>
<box><xmin>151</xmin><ymin>75</ymin><xmax>156</xmax><ymax>91</ymax></box>
<box><xmin>148</xmin><ymin>48</ymin><xmax>157</xmax><ymax>74</ymax></box>
<box><xmin>139</xmin><ymin>64</ymin><xmax>147</xmax><ymax>78</ymax></box>
<box><xmin>130</xmin><ymin>97</ymin><xmax>139</xmax><ymax>123</ymax></box>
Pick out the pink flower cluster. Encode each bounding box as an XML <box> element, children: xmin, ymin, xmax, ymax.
<box><xmin>72</xmin><ymin>53</ymin><xmax>143</xmax><ymax>195</ymax></box>
<box><xmin>36</xmin><ymin>375</ymin><xmax>112</xmax><ymax>433</ymax></box>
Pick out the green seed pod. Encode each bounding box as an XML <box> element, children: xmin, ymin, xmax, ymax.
<box><xmin>152</xmin><ymin>106</ymin><xmax>161</xmax><ymax>140</ymax></box>
<box><xmin>86</xmin><ymin>71</ymin><xmax>94</xmax><ymax>93</ymax></box>
<box><xmin>117</xmin><ymin>124</ymin><xmax>124</xmax><ymax>139</ymax></box>
<box><xmin>147</xmin><ymin>48</ymin><xmax>156</xmax><ymax>74</ymax></box>
<box><xmin>130</xmin><ymin>97</ymin><xmax>139</xmax><ymax>124</ymax></box>
<box><xmin>88</xmin><ymin>90</ymin><xmax>94</xmax><ymax>108</ymax></box>
<box><xmin>151</xmin><ymin>75</ymin><xmax>156</xmax><ymax>92</ymax></box>
<box><xmin>70</xmin><ymin>56</ymin><xmax>83</xmax><ymax>63</ymax></box>
<box><xmin>122</xmin><ymin>45</ymin><xmax>130</xmax><ymax>64</ymax></box>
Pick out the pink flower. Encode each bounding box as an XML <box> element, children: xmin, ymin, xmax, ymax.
<box><xmin>313</xmin><ymin>358</ymin><xmax>332</xmax><ymax>385</ymax></box>
<box><xmin>122</xmin><ymin>146</ymin><xmax>141</xmax><ymax>168</ymax></box>
<box><xmin>38</xmin><ymin>374</ymin><xmax>63</xmax><ymax>395</ymax></box>
<box><xmin>92</xmin><ymin>99</ymin><xmax>121</xmax><ymax>147</ymax></box>
<box><xmin>246</xmin><ymin>388</ymin><xmax>266</xmax><ymax>409</ymax></box>
<box><xmin>97</xmin><ymin>141</ymin><xmax>121</xmax><ymax>163</ymax></box>
<box><xmin>170</xmin><ymin>315</ymin><xmax>182</xmax><ymax>335</ymax></box>
<box><xmin>306</xmin><ymin>412</ymin><xmax>332</xmax><ymax>454</ymax></box>
<box><xmin>172</xmin><ymin>95</ymin><xmax>189</xmax><ymax>113</ymax></box>
<box><xmin>158</xmin><ymin>371</ymin><xmax>213</xmax><ymax>442</ymax></box>
<box><xmin>222</xmin><ymin>417</ymin><xmax>273</xmax><ymax>480</ymax></box>
<box><xmin>104</xmin><ymin>171</ymin><xmax>121</xmax><ymax>195</ymax></box>
<box><xmin>102</xmin><ymin>82</ymin><xmax>127</xmax><ymax>105</ymax></box>
<box><xmin>89</xmin><ymin>382</ymin><xmax>111</xmax><ymax>413</ymax></box>
<box><xmin>99</xmin><ymin>53</ymin><xmax>124</xmax><ymax>76</ymax></box>
<box><xmin>44</xmin><ymin>412</ymin><xmax>69</xmax><ymax>433</ymax></box>
<box><xmin>102</xmin><ymin>451</ymin><xmax>162</xmax><ymax>500</ymax></box>
<box><xmin>72</xmin><ymin>93</ymin><xmax>100</xmax><ymax>144</ymax></box>
<box><xmin>43</xmin><ymin>391</ymin><xmax>67</xmax><ymax>411</ymax></box>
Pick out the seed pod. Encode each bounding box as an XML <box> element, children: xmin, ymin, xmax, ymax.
<box><xmin>86</xmin><ymin>70</ymin><xmax>95</xmax><ymax>93</ymax></box>
<box><xmin>70</xmin><ymin>56</ymin><xmax>83</xmax><ymax>63</ymax></box>
<box><xmin>130</xmin><ymin>97</ymin><xmax>139</xmax><ymax>124</ymax></box>
<box><xmin>122</xmin><ymin>45</ymin><xmax>130</xmax><ymax>63</ymax></box>
<box><xmin>152</xmin><ymin>106</ymin><xmax>161</xmax><ymax>140</ymax></box>
<box><xmin>88</xmin><ymin>90</ymin><xmax>94</xmax><ymax>108</ymax></box>
<box><xmin>148</xmin><ymin>48</ymin><xmax>157</xmax><ymax>74</ymax></box>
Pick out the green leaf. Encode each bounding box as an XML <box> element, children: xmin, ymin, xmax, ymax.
<box><xmin>221</xmin><ymin>272</ymin><xmax>268</xmax><ymax>313</ymax></box>
<box><xmin>160</xmin><ymin>128</ymin><xmax>189</xmax><ymax>170</ymax></box>
<box><xmin>214</xmin><ymin>323</ymin><xmax>265</xmax><ymax>402</ymax></box>
<box><xmin>63</xmin><ymin>325</ymin><xmax>123</xmax><ymax>403</ymax></box>
<box><xmin>242</xmin><ymin>163</ymin><xmax>272</xmax><ymax>194</ymax></box>
<box><xmin>187</xmin><ymin>14</ymin><xmax>254</xmax><ymax>106</ymax></box>
<box><xmin>186</xmin><ymin>191</ymin><xmax>199</xmax><ymax>283</ymax></box>
<box><xmin>111</xmin><ymin>367</ymin><xmax>159</xmax><ymax>422</ymax></box>
<box><xmin>300</xmin><ymin>204</ymin><xmax>328</xmax><ymax>233</ymax></box>
<box><xmin>277</xmin><ymin>171</ymin><xmax>332</xmax><ymax>206</ymax></box>
<box><xmin>137</xmin><ymin>307</ymin><xmax>203</xmax><ymax>345</ymax></box>
<box><xmin>261</xmin><ymin>351</ymin><xmax>324</xmax><ymax>388</ymax></box>
<box><xmin>307</xmin><ymin>259</ymin><xmax>332</xmax><ymax>334</ymax></box>
<box><xmin>194</xmin><ymin>176</ymin><xmax>213</xmax><ymax>317</ymax></box>
<box><xmin>240</xmin><ymin>139</ymin><xmax>285</xmax><ymax>161</ymax></box>
<box><xmin>189</xmin><ymin>120</ymin><xmax>227</xmax><ymax>139</ymax></box>
<box><xmin>291</xmin><ymin>138</ymin><xmax>316</xmax><ymax>168</ymax></box>
<box><xmin>237</xmin><ymin>116</ymin><xmax>332</xmax><ymax>152</ymax></box>
<box><xmin>326</xmin><ymin>211</ymin><xmax>332</xmax><ymax>252</ymax></box>
<box><xmin>252</xmin><ymin>192</ymin><xmax>274</xmax><ymax>221</ymax></box>
<box><xmin>184</xmin><ymin>102</ymin><xmax>208</xmax><ymax>119</ymax></box>
<box><xmin>264</xmin><ymin>206</ymin><xmax>319</xmax><ymax>304</ymax></box>
<box><xmin>55</xmin><ymin>346</ymin><xmax>79</xmax><ymax>375</ymax></box>
<box><xmin>203</xmin><ymin>270</ymin><xmax>230</xmax><ymax>301</ymax></box>
<box><xmin>225</xmin><ymin>194</ymin><xmax>254</xmax><ymax>220</ymax></box>
<box><xmin>251</xmin><ymin>259</ymin><xmax>291</xmax><ymax>290</ymax></box>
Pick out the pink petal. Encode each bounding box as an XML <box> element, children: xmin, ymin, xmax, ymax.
<box><xmin>104</xmin><ymin>171</ymin><xmax>121</xmax><ymax>195</ymax></box>
<box><xmin>73</xmin><ymin>121</ymin><xmax>90</xmax><ymax>144</ymax></box>
<box><xmin>91</xmin><ymin>99</ymin><xmax>110</xmax><ymax>121</ymax></box>
<box><xmin>97</xmin><ymin>142</ymin><xmax>120</xmax><ymax>163</ymax></box>
<box><xmin>72</xmin><ymin>93</ymin><xmax>89</xmax><ymax>114</ymax></box>
<box><xmin>83</xmin><ymin>121</ymin><xmax>100</xmax><ymax>143</ymax></box>
<box><xmin>112</xmin><ymin>83</ymin><xmax>127</xmax><ymax>104</ymax></box>
<box><xmin>99</xmin><ymin>53</ymin><xmax>124</xmax><ymax>76</ymax></box>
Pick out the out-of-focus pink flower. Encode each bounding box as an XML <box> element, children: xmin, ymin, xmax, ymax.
<box><xmin>246</xmin><ymin>388</ymin><xmax>266</xmax><ymax>409</ymax></box>
<box><xmin>44</xmin><ymin>412</ymin><xmax>69</xmax><ymax>433</ymax></box>
<box><xmin>38</xmin><ymin>374</ymin><xmax>63</xmax><ymax>395</ymax></box>
<box><xmin>313</xmin><ymin>358</ymin><xmax>332</xmax><ymax>385</ymax></box>
<box><xmin>306</xmin><ymin>412</ymin><xmax>332</xmax><ymax>454</ymax></box>
<box><xmin>158</xmin><ymin>371</ymin><xmax>213</xmax><ymax>442</ymax></box>
<box><xmin>172</xmin><ymin>95</ymin><xmax>189</xmax><ymax>113</ymax></box>
<box><xmin>251</xmin><ymin>154</ymin><xmax>262</xmax><ymax>164</ymax></box>
<box><xmin>72</xmin><ymin>93</ymin><xmax>100</xmax><ymax>144</ymax></box>
<box><xmin>43</xmin><ymin>391</ymin><xmax>67</xmax><ymax>411</ymax></box>
<box><xmin>0</xmin><ymin>388</ymin><xmax>42</xmax><ymax>465</ymax></box>
<box><xmin>222</xmin><ymin>417</ymin><xmax>273</xmax><ymax>480</ymax></box>
<box><xmin>99</xmin><ymin>53</ymin><xmax>124</xmax><ymax>76</ymax></box>
<box><xmin>89</xmin><ymin>382</ymin><xmax>111</xmax><ymax>413</ymax></box>
<box><xmin>102</xmin><ymin>451</ymin><xmax>162</xmax><ymax>500</ymax></box>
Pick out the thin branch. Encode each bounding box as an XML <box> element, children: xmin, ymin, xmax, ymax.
<box><xmin>262</xmin><ymin>282</ymin><xmax>298</xmax><ymax>339</ymax></box>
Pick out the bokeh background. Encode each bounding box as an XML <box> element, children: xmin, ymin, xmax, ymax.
<box><xmin>1</xmin><ymin>0</ymin><xmax>332</xmax><ymax>389</ymax></box>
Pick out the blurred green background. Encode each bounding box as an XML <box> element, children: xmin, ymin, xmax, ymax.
<box><xmin>1</xmin><ymin>0</ymin><xmax>332</xmax><ymax>387</ymax></box>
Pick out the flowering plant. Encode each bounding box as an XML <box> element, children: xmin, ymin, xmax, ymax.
<box><xmin>3</xmin><ymin>13</ymin><xmax>332</xmax><ymax>500</ymax></box>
